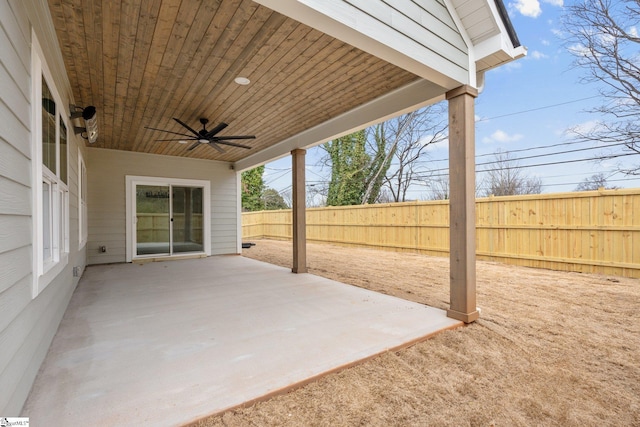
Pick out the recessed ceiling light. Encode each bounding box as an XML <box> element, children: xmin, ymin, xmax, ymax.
<box><xmin>234</xmin><ymin>77</ymin><xmax>250</xmax><ymax>85</ymax></box>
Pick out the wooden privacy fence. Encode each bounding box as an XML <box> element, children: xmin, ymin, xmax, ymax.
<box><xmin>242</xmin><ymin>189</ymin><xmax>640</xmax><ymax>278</ymax></box>
<box><xmin>136</xmin><ymin>213</ymin><xmax>204</xmax><ymax>244</ymax></box>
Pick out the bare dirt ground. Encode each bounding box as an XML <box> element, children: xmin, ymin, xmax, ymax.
<box><xmin>196</xmin><ymin>239</ymin><xmax>640</xmax><ymax>426</ymax></box>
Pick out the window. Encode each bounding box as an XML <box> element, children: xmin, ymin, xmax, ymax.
<box><xmin>79</xmin><ymin>150</ymin><xmax>88</xmax><ymax>247</ymax></box>
<box><xmin>31</xmin><ymin>32</ymin><xmax>69</xmax><ymax>297</ymax></box>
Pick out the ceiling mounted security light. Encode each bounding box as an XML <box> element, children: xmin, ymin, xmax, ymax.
<box><xmin>70</xmin><ymin>105</ymin><xmax>98</xmax><ymax>143</ymax></box>
<box><xmin>234</xmin><ymin>76</ymin><xmax>250</xmax><ymax>85</ymax></box>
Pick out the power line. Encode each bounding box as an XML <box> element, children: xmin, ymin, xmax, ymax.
<box><xmin>475</xmin><ymin>95</ymin><xmax>601</xmax><ymax>122</ymax></box>
<box><xmin>475</xmin><ymin>141</ymin><xmax>629</xmax><ymax>168</ymax></box>
<box><xmin>539</xmin><ymin>177</ymin><xmax>640</xmax><ymax>188</ymax></box>
<box><xmin>418</xmin><ymin>137</ymin><xmax>611</xmax><ymax>165</ymax></box>
<box><xmin>415</xmin><ymin>142</ymin><xmax>632</xmax><ymax>174</ymax></box>
<box><xmin>264</xmin><ymin>169</ymin><xmax>290</xmax><ymax>186</ymax></box>
<box><xmin>479</xmin><ymin>152</ymin><xmax>640</xmax><ymax>172</ymax></box>
<box><xmin>415</xmin><ymin>152</ymin><xmax>640</xmax><ymax>179</ymax></box>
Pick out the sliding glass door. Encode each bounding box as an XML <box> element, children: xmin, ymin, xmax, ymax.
<box><xmin>136</xmin><ymin>185</ymin><xmax>171</xmax><ymax>255</ymax></box>
<box><xmin>133</xmin><ymin>183</ymin><xmax>206</xmax><ymax>257</ymax></box>
<box><xmin>171</xmin><ymin>186</ymin><xmax>204</xmax><ymax>254</ymax></box>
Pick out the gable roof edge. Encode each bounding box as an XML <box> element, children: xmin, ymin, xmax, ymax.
<box><xmin>494</xmin><ymin>0</ymin><xmax>521</xmax><ymax>48</ymax></box>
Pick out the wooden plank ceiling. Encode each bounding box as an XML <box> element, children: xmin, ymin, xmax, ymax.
<box><xmin>47</xmin><ymin>0</ymin><xmax>420</xmax><ymax>163</ymax></box>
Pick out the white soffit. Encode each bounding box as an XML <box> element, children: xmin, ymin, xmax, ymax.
<box><xmin>449</xmin><ymin>0</ymin><xmax>499</xmax><ymax>45</ymax></box>
<box><xmin>448</xmin><ymin>0</ymin><xmax>526</xmax><ymax>72</ymax></box>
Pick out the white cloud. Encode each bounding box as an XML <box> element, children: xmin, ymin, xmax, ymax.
<box><xmin>629</xmin><ymin>26</ymin><xmax>638</xmax><ymax>37</ymax></box>
<box><xmin>551</xmin><ymin>28</ymin><xmax>564</xmax><ymax>37</ymax></box>
<box><xmin>420</xmin><ymin>136</ymin><xmax>448</xmax><ymax>151</ymax></box>
<box><xmin>568</xmin><ymin>120</ymin><xmax>608</xmax><ymax>142</ymax></box>
<box><xmin>504</xmin><ymin>61</ymin><xmax>523</xmax><ymax>71</ymax></box>
<box><xmin>599</xmin><ymin>32</ymin><xmax>616</xmax><ymax>46</ymax></box>
<box><xmin>543</xmin><ymin>0</ymin><xmax>563</xmax><ymax>6</ymax></box>
<box><xmin>530</xmin><ymin>50</ymin><xmax>548</xmax><ymax>59</ymax></box>
<box><xmin>511</xmin><ymin>0</ymin><xmax>542</xmax><ymax>18</ymax></box>
<box><xmin>482</xmin><ymin>130</ymin><xmax>524</xmax><ymax>144</ymax></box>
<box><xmin>541</xmin><ymin>39</ymin><xmax>551</xmax><ymax>46</ymax></box>
<box><xmin>568</xmin><ymin>43</ymin><xmax>591</xmax><ymax>58</ymax></box>
<box><xmin>488</xmin><ymin>60</ymin><xmax>522</xmax><ymax>73</ymax></box>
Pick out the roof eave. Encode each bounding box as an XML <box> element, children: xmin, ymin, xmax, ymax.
<box><xmin>494</xmin><ymin>0</ymin><xmax>521</xmax><ymax>48</ymax></box>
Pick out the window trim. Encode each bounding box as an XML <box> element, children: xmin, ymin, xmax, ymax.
<box><xmin>31</xmin><ymin>31</ymin><xmax>70</xmax><ymax>297</ymax></box>
<box><xmin>78</xmin><ymin>148</ymin><xmax>88</xmax><ymax>248</ymax></box>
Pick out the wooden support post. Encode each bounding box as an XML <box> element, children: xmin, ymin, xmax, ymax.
<box><xmin>291</xmin><ymin>149</ymin><xmax>307</xmax><ymax>273</ymax></box>
<box><xmin>446</xmin><ymin>85</ymin><xmax>479</xmax><ymax>323</ymax></box>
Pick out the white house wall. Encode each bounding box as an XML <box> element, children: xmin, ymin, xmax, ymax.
<box><xmin>87</xmin><ymin>149</ymin><xmax>239</xmax><ymax>265</ymax></box>
<box><xmin>0</xmin><ymin>0</ymin><xmax>87</xmax><ymax>414</ymax></box>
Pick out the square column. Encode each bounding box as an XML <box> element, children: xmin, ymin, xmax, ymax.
<box><xmin>291</xmin><ymin>149</ymin><xmax>307</xmax><ymax>273</ymax></box>
<box><xmin>446</xmin><ymin>85</ymin><xmax>479</xmax><ymax>323</ymax></box>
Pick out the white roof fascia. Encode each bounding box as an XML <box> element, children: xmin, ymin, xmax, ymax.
<box><xmin>473</xmin><ymin>0</ymin><xmax>527</xmax><ymax>72</ymax></box>
<box><xmin>475</xmin><ymin>33</ymin><xmax>527</xmax><ymax>67</ymax></box>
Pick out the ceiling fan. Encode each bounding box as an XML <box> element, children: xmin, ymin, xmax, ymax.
<box><xmin>145</xmin><ymin>118</ymin><xmax>255</xmax><ymax>153</ymax></box>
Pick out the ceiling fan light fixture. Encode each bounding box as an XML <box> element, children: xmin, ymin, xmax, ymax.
<box><xmin>145</xmin><ymin>117</ymin><xmax>255</xmax><ymax>153</ymax></box>
<box><xmin>234</xmin><ymin>76</ymin><xmax>250</xmax><ymax>85</ymax></box>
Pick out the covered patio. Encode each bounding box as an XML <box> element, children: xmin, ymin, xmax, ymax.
<box><xmin>22</xmin><ymin>256</ymin><xmax>460</xmax><ymax>425</ymax></box>
<box><xmin>0</xmin><ymin>0</ymin><xmax>524</xmax><ymax>417</ymax></box>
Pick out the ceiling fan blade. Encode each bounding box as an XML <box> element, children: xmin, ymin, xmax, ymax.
<box><xmin>187</xmin><ymin>142</ymin><xmax>201</xmax><ymax>151</ymax></box>
<box><xmin>205</xmin><ymin>122</ymin><xmax>228</xmax><ymax>138</ymax></box>
<box><xmin>173</xmin><ymin>118</ymin><xmax>201</xmax><ymax>137</ymax></box>
<box><xmin>208</xmin><ymin>142</ymin><xmax>226</xmax><ymax>153</ymax></box>
<box><xmin>209</xmin><ymin>135</ymin><xmax>256</xmax><ymax>141</ymax></box>
<box><xmin>145</xmin><ymin>126</ymin><xmax>194</xmax><ymax>138</ymax></box>
<box><xmin>215</xmin><ymin>140</ymin><xmax>252</xmax><ymax>149</ymax></box>
<box><xmin>153</xmin><ymin>138</ymin><xmax>198</xmax><ymax>141</ymax></box>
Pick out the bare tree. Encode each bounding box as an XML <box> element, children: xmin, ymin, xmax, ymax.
<box><xmin>306</xmin><ymin>183</ymin><xmax>328</xmax><ymax>208</ymax></box>
<box><xmin>575</xmin><ymin>173</ymin><xmax>620</xmax><ymax>191</ymax></box>
<box><xmin>375</xmin><ymin>103</ymin><xmax>448</xmax><ymax>203</ymax></box>
<box><xmin>375</xmin><ymin>188</ymin><xmax>395</xmax><ymax>204</ymax></box>
<box><xmin>563</xmin><ymin>0</ymin><xmax>640</xmax><ymax>174</ymax></box>
<box><xmin>428</xmin><ymin>176</ymin><xmax>450</xmax><ymax>200</ymax></box>
<box><xmin>481</xmin><ymin>150</ymin><xmax>543</xmax><ymax>196</ymax></box>
<box><xmin>316</xmin><ymin>103</ymin><xmax>448</xmax><ymax>205</ymax></box>
<box><xmin>280</xmin><ymin>188</ymin><xmax>293</xmax><ymax>209</ymax></box>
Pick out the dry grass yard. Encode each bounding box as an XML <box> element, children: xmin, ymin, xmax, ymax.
<box><xmin>196</xmin><ymin>239</ymin><xmax>640</xmax><ymax>426</ymax></box>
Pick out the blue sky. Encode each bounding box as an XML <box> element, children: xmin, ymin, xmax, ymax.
<box><xmin>262</xmin><ymin>1</ymin><xmax>640</xmax><ymax>201</ymax></box>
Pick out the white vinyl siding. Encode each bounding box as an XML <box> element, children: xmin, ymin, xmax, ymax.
<box><xmin>87</xmin><ymin>149</ymin><xmax>240</xmax><ymax>265</ymax></box>
<box><xmin>0</xmin><ymin>0</ymin><xmax>86</xmax><ymax>415</ymax></box>
<box><xmin>346</xmin><ymin>0</ymin><xmax>468</xmax><ymax>67</ymax></box>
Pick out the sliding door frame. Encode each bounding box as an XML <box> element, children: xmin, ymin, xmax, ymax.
<box><xmin>125</xmin><ymin>175</ymin><xmax>211</xmax><ymax>262</ymax></box>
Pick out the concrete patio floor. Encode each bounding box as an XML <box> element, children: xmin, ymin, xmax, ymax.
<box><xmin>22</xmin><ymin>255</ymin><xmax>461</xmax><ymax>426</ymax></box>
